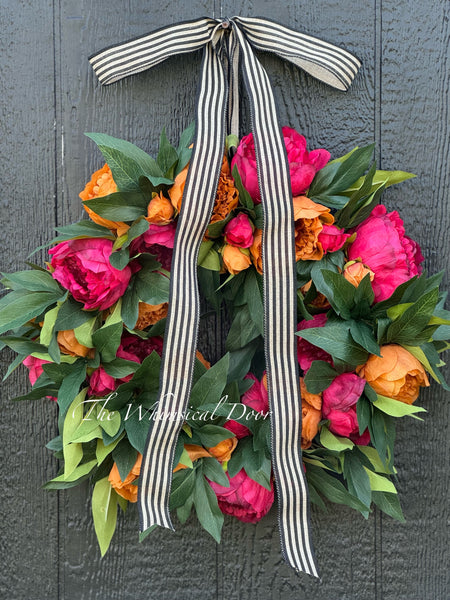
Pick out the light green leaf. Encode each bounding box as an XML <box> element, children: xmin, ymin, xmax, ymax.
<box><xmin>44</xmin><ymin>459</ymin><xmax>97</xmax><ymax>488</ymax></box>
<box><xmin>178</xmin><ymin>447</ymin><xmax>194</xmax><ymax>469</ymax></box>
<box><xmin>63</xmin><ymin>389</ymin><xmax>87</xmax><ymax>478</ymax></box>
<box><xmin>40</xmin><ymin>305</ymin><xmax>61</xmax><ymax>346</ymax></box>
<box><xmin>96</xmin><ymin>436</ymin><xmax>123</xmax><ymax>465</ymax></box>
<box><xmin>320</xmin><ymin>427</ymin><xmax>354</xmax><ymax>451</ymax></box>
<box><xmin>374</xmin><ymin>394</ymin><xmax>427</xmax><ymax>418</ymax></box>
<box><xmin>92</xmin><ymin>477</ymin><xmax>118</xmax><ymax>556</ymax></box>
<box><xmin>364</xmin><ymin>468</ymin><xmax>397</xmax><ymax>493</ymax></box>
<box><xmin>73</xmin><ymin>316</ymin><xmax>97</xmax><ymax>348</ymax></box>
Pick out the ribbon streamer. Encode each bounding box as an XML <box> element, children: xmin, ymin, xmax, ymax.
<box><xmin>89</xmin><ymin>16</ymin><xmax>360</xmax><ymax>577</ymax></box>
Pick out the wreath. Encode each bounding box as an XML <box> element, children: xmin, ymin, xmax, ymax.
<box><xmin>1</xmin><ymin>124</ymin><xmax>448</xmax><ymax>555</ymax></box>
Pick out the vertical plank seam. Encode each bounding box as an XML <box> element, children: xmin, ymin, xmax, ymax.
<box><xmin>52</xmin><ymin>0</ymin><xmax>62</xmax><ymax>597</ymax></box>
<box><xmin>374</xmin><ymin>0</ymin><xmax>383</xmax><ymax>598</ymax></box>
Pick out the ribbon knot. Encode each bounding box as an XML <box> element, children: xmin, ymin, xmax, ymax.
<box><xmin>89</xmin><ymin>16</ymin><xmax>360</xmax><ymax>577</ymax></box>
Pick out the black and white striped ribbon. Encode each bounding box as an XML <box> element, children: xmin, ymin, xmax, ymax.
<box><xmin>89</xmin><ymin>16</ymin><xmax>360</xmax><ymax>577</ymax></box>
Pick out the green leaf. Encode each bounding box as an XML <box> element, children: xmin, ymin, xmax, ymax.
<box><xmin>53</xmin><ymin>220</ymin><xmax>115</xmax><ymax>240</ymax></box>
<box><xmin>343</xmin><ymin>449</ymin><xmax>372</xmax><ymax>509</ymax></box>
<box><xmin>109</xmin><ymin>248</ymin><xmax>130</xmax><ymax>270</ymax></box>
<box><xmin>316</xmin><ymin>270</ymin><xmax>355</xmax><ymax>319</ymax></box>
<box><xmin>57</xmin><ymin>359</ymin><xmax>88</xmax><ymax>419</ymax></box>
<box><xmin>193</xmin><ymin>470</ymin><xmax>224</xmax><ymax>543</ymax></box>
<box><xmin>0</xmin><ymin>290</ymin><xmax>64</xmax><ymax>335</ymax></box>
<box><xmin>102</xmin><ymin>358</ymin><xmax>139</xmax><ymax>379</ymax></box>
<box><xmin>73</xmin><ymin>316</ymin><xmax>97</xmax><ymax>348</ymax></box>
<box><xmin>1</xmin><ymin>269</ymin><xmax>62</xmax><ymax>293</ymax></box>
<box><xmin>0</xmin><ymin>336</ymin><xmax>48</xmax><ymax>357</ymax></box>
<box><xmin>194</xmin><ymin>425</ymin><xmax>234</xmax><ymax>447</ymax></box>
<box><xmin>306</xmin><ymin>464</ymin><xmax>368</xmax><ymax>512</ymax></box>
<box><xmin>320</xmin><ymin>427</ymin><xmax>354</xmax><ymax>451</ymax></box>
<box><xmin>202</xmin><ymin>457</ymin><xmax>230</xmax><ymax>487</ymax></box>
<box><xmin>157</xmin><ymin>128</ymin><xmax>179</xmax><ymax>176</ymax></box>
<box><xmin>170</xmin><ymin>469</ymin><xmax>196</xmax><ymax>509</ymax></box>
<box><xmin>232</xmin><ymin>165</ymin><xmax>254</xmax><ymax>210</ymax></box>
<box><xmin>96</xmin><ymin>436</ymin><xmax>122</xmax><ymax>465</ymax></box>
<box><xmin>190</xmin><ymin>353</ymin><xmax>230</xmax><ymax>410</ymax></box>
<box><xmin>385</xmin><ymin>287</ymin><xmax>439</xmax><ymax>344</ymax></box>
<box><xmin>121</xmin><ymin>280</ymin><xmax>140</xmax><ymax>329</ymax></box>
<box><xmin>198</xmin><ymin>244</ymin><xmax>221</xmax><ymax>271</ymax></box>
<box><xmin>356</xmin><ymin>396</ymin><xmax>372</xmax><ymax>434</ymax></box>
<box><xmin>303</xmin><ymin>361</ymin><xmax>338</xmax><ymax>394</ymax></box>
<box><xmin>92</xmin><ymin>477</ymin><xmax>118</xmax><ymax>556</ymax></box>
<box><xmin>83</xmin><ymin>191</ymin><xmax>149</xmax><ymax>221</ymax></box>
<box><xmin>373</xmin><ymin>395</ymin><xmax>426</xmax><ymax>418</ymax></box>
<box><xmin>92</xmin><ymin>321</ymin><xmax>123</xmax><ymax>363</ymax></box>
<box><xmin>344</xmin><ymin>169</ymin><xmax>415</xmax><ymax>194</ymax></box>
<box><xmin>135</xmin><ymin>270</ymin><xmax>170</xmax><ymax>304</ymax></box>
<box><xmin>372</xmin><ymin>491</ymin><xmax>405</xmax><ymax>522</ymax></box>
<box><xmin>54</xmin><ymin>297</ymin><xmax>94</xmax><ymax>331</ymax></box>
<box><xmin>112</xmin><ymin>439</ymin><xmax>138</xmax><ymax>481</ymax></box>
<box><xmin>63</xmin><ymin>389</ymin><xmax>87</xmax><ymax>478</ymax></box>
<box><xmin>298</xmin><ymin>321</ymin><xmax>368</xmax><ymax>366</ymax></box>
<box><xmin>349</xmin><ymin>321</ymin><xmax>381</xmax><ymax>356</ymax></box>
<box><xmin>226</xmin><ymin>305</ymin><xmax>261</xmax><ymax>352</ymax></box>
<box><xmin>43</xmin><ymin>459</ymin><xmax>97</xmax><ymax>489</ymax></box>
<box><xmin>40</xmin><ymin>305</ymin><xmax>61</xmax><ymax>346</ymax></box>
<box><xmin>364</xmin><ymin>468</ymin><xmax>397</xmax><ymax>494</ymax></box>
<box><xmin>356</xmin><ymin>446</ymin><xmax>392</xmax><ymax>474</ymax></box>
<box><xmin>114</xmin><ymin>217</ymin><xmax>149</xmax><ymax>250</ymax></box>
<box><xmin>86</xmin><ymin>132</ymin><xmax>163</xmax><ymax>192</ymax></box>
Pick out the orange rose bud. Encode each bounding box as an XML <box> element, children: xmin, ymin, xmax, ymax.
<box><xmin>109</xmin><ymin>453</ymin><xmax>142</xmax><ymax>503</ymax></box>
<box><xmin>300</xmin><ymin>378</ymin><xmax>322</xmax><ymax>449</ymax></box>
<box><xmin>168</xmin><ymin>164</ymin><xmax>188</xmax><ymax>213</ymax></box>
<box><xmin>222</xmin><ymin>244</ymin><xmax>251</xmax><ymax>275</ymax></box>
<box><xmin>135</xmin><ymin>302</ymin><xmax>169</xmax><ymax>330</ymax></box>
<box><xmin>196</xmin><ymin>350</ymin><xmax>211</xmax><ymax>369</ymax></box>
<box><xmin>250</xmin><ymin>228</ymin><xmax>263</xmax><ymax>274</ymax></box>
<box><xmin>207</xmin><ymin>437</ymin><xmax>238</xmax><ymax>462</ymax></box>
<box><xmin>173</xmin><ymin>444</ymin><xmax>211</xmax><ymax>472</ymax></box>
<box><xmin>209</xmin><ymin>155</ymin><xmax>239</xmax><ymax>226</ymax></box>
<box><xmin>293</xmin><ymin>196</ymin><xmax>334</xmax><ymax>261</ymax></box>
<box><xmin>57</xmin><ymin>329</ymin><xmax>92</xmax><ymax>358</ymax></box>
<box><xmin>79</xmin><ymin>164</ymin><xmax>130</xmax><ymax>237</ymax></box>
<box><xmin>356</xmin><ymin>344</ymin><xmax>430</xmax><ymax>404</ymax></box>
<box><xmin>146</xmin><ymin>192</ymin><xmax>174</xmax><ymax>224</ymax></box>
<box><xmin>343</xmin><ymin>261</ymin><xmax>375</xmax><ymax>288</ymax></box>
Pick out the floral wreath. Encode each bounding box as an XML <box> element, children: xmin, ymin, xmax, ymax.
<box><xmin>1</xmin><ymin>124</ymin><xmax>448</xmax><ymax>555</ymax></box>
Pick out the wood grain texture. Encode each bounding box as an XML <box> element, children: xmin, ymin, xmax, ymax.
<box><xmin>0</xmin><ymin>2</ymin><xmax>59</xmax><ymax>599</ymax></box>
<box><xmin>0</xmin><ymin>0</ymin><xmax>448</xmax><ymax>598</ymax></box>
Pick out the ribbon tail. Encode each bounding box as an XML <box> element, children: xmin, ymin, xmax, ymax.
<box><xmin>138</xmin><ymin>43</ymin><xmax>228</xmax><ymax>534</ymax></box>
<box><xmin>233</xmin><ymin>23</ymin><xmax>319</xmax><ymax>578</ymax></box>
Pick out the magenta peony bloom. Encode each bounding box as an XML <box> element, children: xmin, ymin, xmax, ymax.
<box><xmin>322</xmin><ymin>373</ymin><xmax>369</xmax><ymax>444</ymax></box>
<box><xmin>231</xmin><ymin>127</ymin><xmax>330</xmax><ymax>203</ymax></box>
<box><xmin>318</xmin><ymin>224</ymin><xmax>351</xmax><ymax>253</ymax></box>
<box><xmin>23</xmin><ymin>356</ymin><xmax>57</xmax><ymax>401</ymax></box>
<box><xmin>209</xmin><ymin>469</ymin><xmax>274</xmax><ymax>523</ymax></box>
<box><xmin>297</xmin><ymin>313</ymin><xmax>333</xmax><ymax>372</ymax></box>
<box><xmin>49</xmin><ymin>239</ymin><xmax>131</xmax><ymax>311</ymax></box>
<box><xmin>88</xmin><ymin>333</ymin><xmax>164</xmax><ymax>396</ymax></box>
<box><xmin>225</xmin><ymin>373</ymin><xmax>269</xmax><ymax>438</ymax></box>
<box><xmin>130</xmin><ymin>222</ymin><xmax>176</xmax><ymax>270</ymax></box>
<box><xmin>224</xmin><ymin>213</ymin><xmax>254</xmax><ymax>248</ymax></box>
<box><xmin>347</xmin><ymin>205</ymin><xmax>424</xmax><ymax>302</ymax></box>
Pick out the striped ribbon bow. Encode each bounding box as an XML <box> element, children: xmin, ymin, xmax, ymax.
<box><xmin>89</xmin><ymin>16</ymin><xmax>360</xmax><ymax>577</ymax></box>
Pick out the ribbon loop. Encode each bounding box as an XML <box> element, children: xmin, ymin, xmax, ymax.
<box><xmin>89</xmin><ymin>16</ymin><xmax>360</xmax><ymax>577</ymax></box>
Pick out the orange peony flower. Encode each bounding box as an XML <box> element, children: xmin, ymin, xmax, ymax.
<box><xmin>109</xmin><ymin>453</ymin><xmax>142</xmax><ymax>503</ymax></box>
<box><xmin>168</xmin><ymin>156</ymin><xmax>239</xmax><ymax>226</ymax></box>
<box><xmin>300</xmin><ymin>280</ymin><xmax>331</xmax><ymax>309</ymax></box>
<box><xmin>343</xmin><ymin>261</ymin><xmax>375</xmax><ymax>288</ymax></box>
<box><xmin>207</xmin><ymin>437</ymin><xmax>238</xmax><ymax>462</ymax></box>
<box><xmin>356</xmin><ymin>344</ymin><xmax>430</xmax><ymax>404</ymax></box>
<box><xmin>293</xmin><ymin>196</ymin><xmax>334</xmax><ymax>261</ymax></box>
<box><xmin>250</xmin><ymin>229</ymin><xmax>263</xmax><ymax>274</ymax></box>
<box><xmin>80</xmin><ymin>164</ymin><xmax>130</xmax><ymax>237</ymax></box>
<box><xmin>168</xmin><ymin>164</ymin><xmax>188</xmax><ymax>213</ymax></box>
<box><xmin>146</xmin><ymin>192</ymin><xmax>174</xmax><ymax>224</ymax></box>
<box><xmin>300</xmin><ymin>378</ymin><xmax>322</xmax><ymax>449</ymax></box>
<box><xmin>173</xmin><ymin>444</ymin><xmax>211</xmax><ymax>472</ymax></box>
<box><xmin>57</xmin><ymin>329</ymin><xmax>92</xmax><ymax>358</ymax></box>
<box><xmin>135</xmin><ymin>302</ymin><xmax>169</xmax><ymax>330</ymax></box>
<box><xmin>222</xmin><ymin>244</ymin><xmax>251</xmax><ymax>275</ymax></box>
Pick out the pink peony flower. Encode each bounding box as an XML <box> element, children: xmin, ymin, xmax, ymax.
<box><xmin>209</xmin><ymin>469</ymin><xmax>274</xmax><ymax>523</ymax></box>
<box><xmin>322</xmin><ymin>373</ymin><xmax>369</xmax><ymax>444</ymax></box>
<box><xmin>347</xmin><ymin>205</ymin><xmax>424</xmax><ymax>302</ymax></box>
<box><xmin>23</xmin><ymin>356</ymin><xmax>57</xmax><ymax>401</ymax></box>
<box><xmin>88</xmin><ymin>333</ymin><xmax>164</xmax><ymax>396</ymax></box>
<box><xmin>318</xmin><ymin>224</ymin><xmax>351</xmax><ymax>253</ymax></box>
<box><xmin>225</xmin><ymin>373</ymin><xmax>269</xmax><ymax>438</ymax></box>
<box><xmin>49</xmin><ymin>239</ymin><xmax>132</xmax><ymax>311</ymax></box>
<box><xmin>130</xmin><ymin>222</ymin><xmax>176</xmax><ymax>270</ymax></box>
<box><xmin>297</xmin><ymin>313</ymin><xmax>333</xmax><ymax>372</ymax></box>
<box><xmin>231</xmin><ymin>127</ymin><xmax>330</xmax><ymax>203</ymax></box>
<box><xmin>224</xmin><ymin>213</ymin><xmax>254</xmax><ymax>248</ymax></box>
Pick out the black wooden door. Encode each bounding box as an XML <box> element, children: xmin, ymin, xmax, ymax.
<box><xmin>0</xmin><ymin>1</ymin><xmax>448</xmax><ymax>598</ymax></box>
